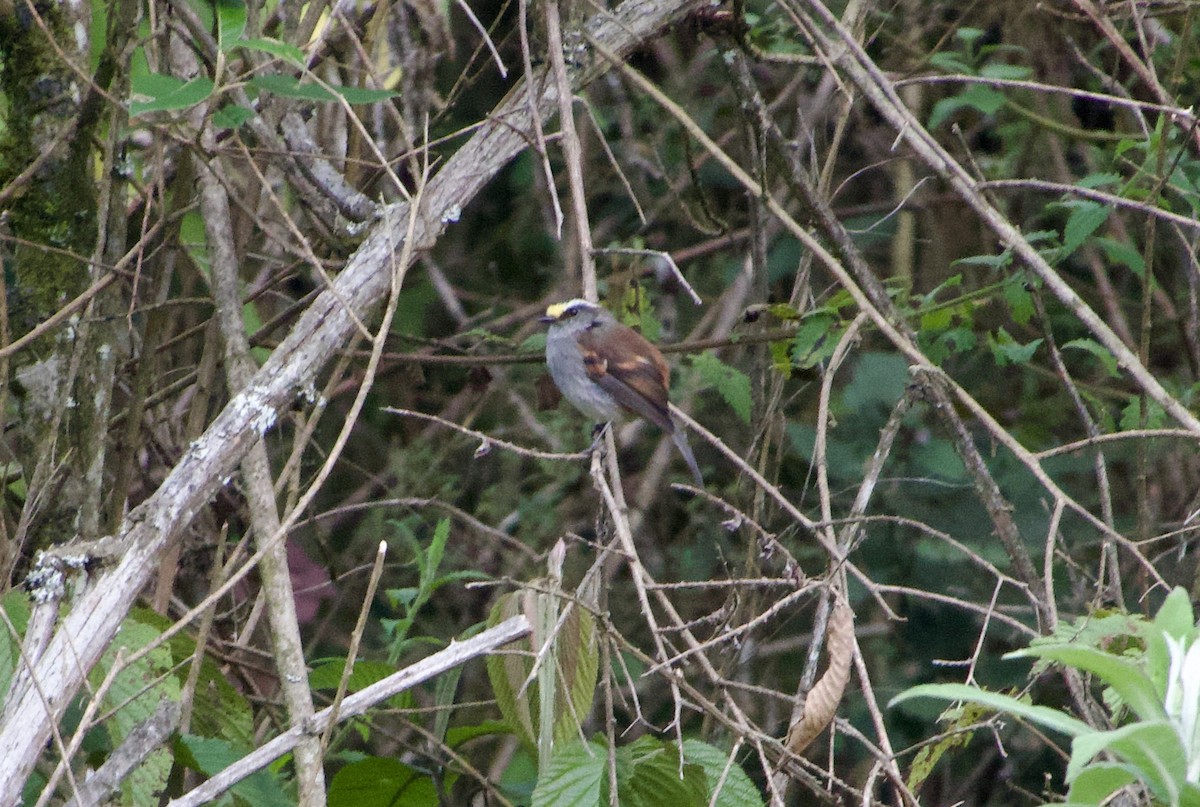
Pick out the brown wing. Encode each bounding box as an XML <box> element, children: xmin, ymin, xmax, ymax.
<box><xmin>576</xmin><ymin>322</ymin><xmax>674</xmax><ymax>433</ymax></box>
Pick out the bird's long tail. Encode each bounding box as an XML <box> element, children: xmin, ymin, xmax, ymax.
<box><xmin>671</xmin><ymin>427</ymin><xmax>704</xmax><ymax>487</ymax></box>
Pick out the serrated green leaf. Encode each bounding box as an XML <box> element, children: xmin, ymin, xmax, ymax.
<box><xmin>386</xmin><ymin>587</ymin><xmax>420</xmax><ymax>608</ymax></box>
<box><xmin>790</xmin><ymin>313</ymin><xmax>841</xmax><ymax>371</ymax></box>
<box><xmin>693</xmin><ymin>352</ymin><xmax>752</xmax><ymax>423</ymax></box>
<box><xmin>681</xmin><ymin>739</ymin><xmax>765</xmax><ymax>807</ymax></box>
<box><xmin>1061</xmin><ymin>202</ymin><xmax>1110</xmax><ymax>258</ymax></box>
<box><xmin>1078</xmin><ymin>172</ymin><xmax>1121</xmax><ymax>189</ymax></box>
<box><xmin>1120</xmin><ymin>397</ymin><xmax>1166</xmax><ymax>430</ymax></box>
<box><xmin>768</xmin><ymin>339</ymin><xmax>791</xmax><ymax>374</ymax></box>
<box><xmin>954</xmin><ymin>252</ymin><xmax>1011</xmax><ymax>270</ymax></box>
<box><xmin>1062</xmin><ymin>338</ymin><xmax>1119</xmax><ymax>378</ymax></box>
<box><xmin>130</xmin><ymin>74</ymin><xmax>214</xmax><ymax>116</ymax></box>
<box><xmin>1095</xmin><ymin>236</ymin><xmax>1145</xmax><ymax>276</ymax></box>
<box><xmin>486</xmin><ymin>591</ymin><xmax>598</xmax><ymax>753</ymax></box>
<box><xmin>94</xmin><ymin>616</ymin><xmax>179</xmax><ymax>806</ymax></box>
<box><xmin>520</xmin><ymin>333</ymin><xmax>548</xmax><ymax>353</ymax></box>
<box><xmin>617</xmin><ymin>737</ymin><xmax>708</xmax><ymax>807</ymax></box>
<box><xmin>125</xmin><ymin>608</ymin><xmax>254</xmax><ymax>748</ymax></box>
<box><xmin>531</xmin><ymin>740</ymin><xmax>606</xmax><ymax>806</ymax></box>
<box><xmin>989</xmin><ymin>327</ymin><xmax>1041</xmax><ymax>366</ymax></box>
<box><xmin>92</xmin><ymin>613</ymin><xmax>181</xmax><ymax>742</ymax></box>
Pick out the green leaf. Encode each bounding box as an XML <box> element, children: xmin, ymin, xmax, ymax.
<box><xmin>1067</xmin><ymin>721</ymin><xmax>1187</xmax><ymax>802</ymax></box>
<box><xmin>1024</xmin><ymin>229</ymin><xmax>1061</xmax><ymax>245</ymax></box>
<box><xmin>432</xmin><ymin>667</ymin><xmax>463</xmax><ymax>744</ymax></box>
<box><xmin>989</xmin><ymin>327</ymin><xmax>1042</xmax><ymax>366</ymax></box>
<box><xmin>309</xmin><ymin>659</ymin><xmax>397</xmax><ymax>692</ymax></box>
<box><xmin>212</xmin><ymin>103</ymin><xmax>255</xmax><ymax>129</ymax></box>
<box><xmin>250</xmin><ymin>74</ymin><xmax>397</xmax><ymax>104</ymax></box>
<box><xmin>979</xmin><ymin>63</ymin><xmax>1032</xmax><ymax>80</ymax></box>
<box><xmin>215</xmin><ymin>2</ymin><xmax>247</xmax><ymax>46</ymax></box>
<box><xmin>1007</xmin><ymin>644</ymin><xmax>1165</xmax><ymax>722</ymax></box>
<box><xmin>1153</xmin><ymin>587</ymin><xmax>1196</xmax><ymax>643</ymax></box>
<box><xmin>904</xmin><ymin>702</ymin><xmax>985</xmax><ymax>792</ymax></box>
<box><xmin>0</xmin><ymin>591</ymin><xmax>31</xmax><ymax>698</ymax></box>
<box><xmin>920</xmin><ymin>306</ymin><xmax>954</xmax><ymax>332</ymax></box>
<box><xmin>843</xmin><ymin>352</ymin><xmax>911</xmax><ymax>412</ymax></box>
<box><xmin>486</xmin><ymin>590</ymin><xmax>598</xmax><ymax>753</ymax></box>
<box><xmin>961</xmin><ymin>84</ymin><xmax>1006</xmax><ymax>115</ymax></box>
<box><xmin>1095</xmin><ymin>236</ymin><xmax>1145</xmax><ymax>276</ymax></box>
<box><xmin>1066</xmin><ymin>763</ymin><xmax>1138</xmax><ymax>804</ymax></box>
<box><xmin>1120</xmin><ymin>397</ymin><xmax>1166</xmax><ymax>430</ymax></box>
<box><xmin>764</xmin><ymin>303</ymin><xmax>802</xmax><ymax>320</ymax></box>
<box><xmin>890</xmin><ymin>683</ymin><xmax>1093</xmax><ymax>737</ymax></box>
<box><xmin>130</xmin><ymin>74</ymin><xmax>214</xmax><ymax>116</ymax></box>
<box><xmin>928</xmin><ymin>53</ymin><xmax>976</xmax><ymax>74</ymax></box>
<box><xmin>953</xmin><ymin>251</ymin><xmax>1011</xmax><ymax>270</ymax></box>
<box><xmin>1002</xmin><ymin>277</ymin><xmax>1034</xmax><ymax>326</ymax></box>
<box><xmin>125</xmin><ymin>608</ymin><xmax>255</xmax><ymax>749</ymax></box>
<box><xmin>531</xmin><ymin>739</ymin><xmax>606</xmax><ymax>807</ymax></box>
<box><xmin>328</xmin><ymin>757</ymin><xmax>444</xmax><ymax>807</ymax></box>
<box><xmin>91</xmin><ymin>613</ymin><xmax>182</xmax><ymax>804</ymax></box>
<box><xmin>615</xmin><ymin>737</ymin><xmax>708</xmax><ymax>807</ymax></box>
<box><xmin>693</xmin><ymin>352</ymin><xmax>752</xmax><ymax>423</ymax></box>
<box><xmin>790</xmin><ymin>313</ymin><xmax>840</xmax><ymax>370</ymax></box>
<box><xmin>928</xmin><ymin>96</ymin><xmax>965</xmax><ymax>130</ymax></box>
<box><xmin>426</xmin><ymin>517</ymin><xmax>450</xmax><ymax>582</ymax></box>
<box><xmin>681</xmin><ymin>739</ymin><xmax>765</xmax><ymax>807</ymax></box>
<box><xmin>918</xmin><ymin>273</ymin><xmax>963</xmax><ymax>306</ymax></box>
<box><xmin>1077</xmin><ymin>172</ymin><xmax>1121</xmax><ymax>189</ymax></box>
<box><xmin>1062</xmin><ymin>338</ymin><xmax>1120</xmax><ymax>378</ymax></box>
<box><xmin>956</xmin><ymin>27</ymin><xmax>987</xmax><ymax>44</ymax></box>
<box><xmin>230</xmin><ymin>37</ymin><xmax>305</xmax><ymax>66</ymax></box>
<box><xmin>445</xmin><ymin>720</ymin><xmax>512</xmax><ymax>748</ymax></box>
<box><xmin>176</xmin><ymin>734</ymin><xmax>293</xmax><ymax>807</ymax></box>
<box><xmin>1061</xmin><ymin>202</ymin><xmax>1110</xmax><ymax>258</ymax></box>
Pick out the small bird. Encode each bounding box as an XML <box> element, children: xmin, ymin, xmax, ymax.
<box><xmin>539</xmin><ymin>299</ymin><xmax>704</xmax><ymax>486</ymax></box>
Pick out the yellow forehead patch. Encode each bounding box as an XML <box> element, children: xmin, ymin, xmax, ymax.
<box><xmin>544</xmin><ymin>302</ymin><xmax>570</xmax><ymax>320</ymax></box>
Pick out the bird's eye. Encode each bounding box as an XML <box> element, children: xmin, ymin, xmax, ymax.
<box><xmin>563</xmin><ymin>307</ymin><xmax>577</xmax><ymax>318</ymax></box>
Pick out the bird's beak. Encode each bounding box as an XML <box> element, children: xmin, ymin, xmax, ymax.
<box><xmin>538</xmin><ymin>314</ymin><xmax>556</xmax><ymax>324</ymax></box>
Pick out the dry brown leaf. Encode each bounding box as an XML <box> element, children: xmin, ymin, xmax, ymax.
<box><xmin>786</xmin><ymin>593</ymin><xmax>854</xmax><ymax>755</ymax></box>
